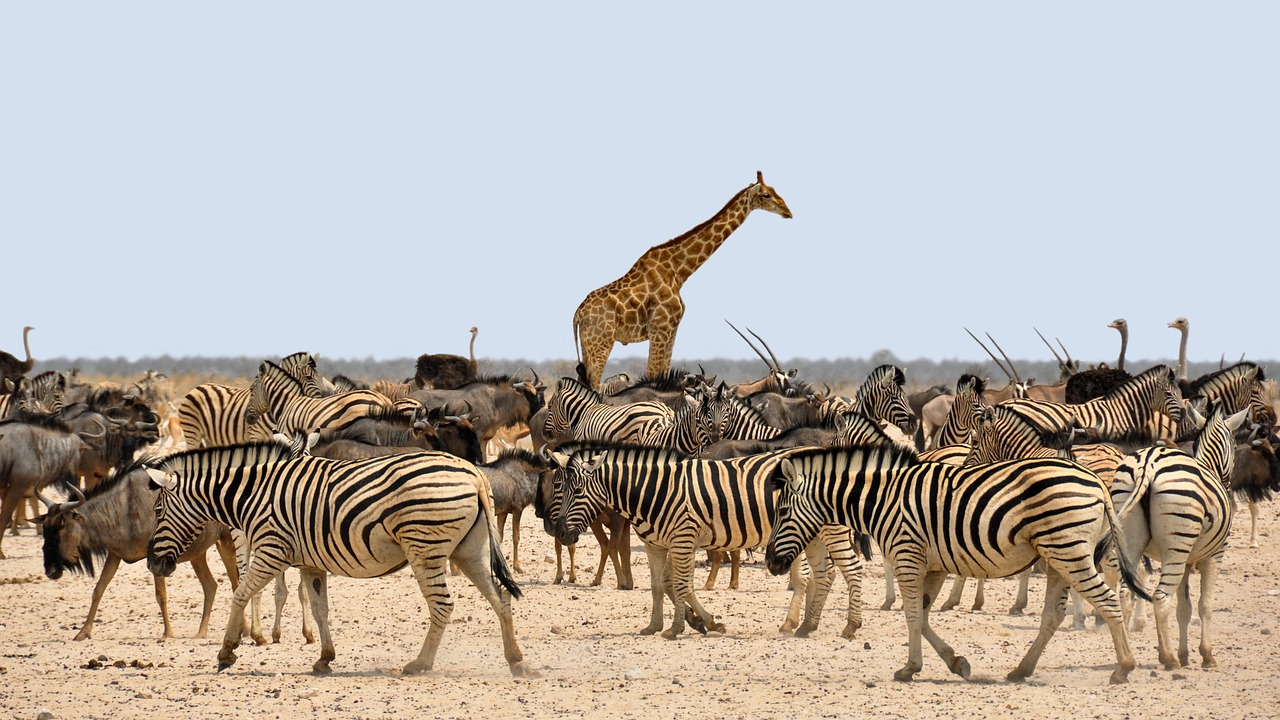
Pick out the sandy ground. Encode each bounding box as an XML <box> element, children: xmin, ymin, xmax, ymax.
<box><xmin>2</xmin><ymin>499</ymin><xmax>1279</xmax><ymax>720</ymax></box>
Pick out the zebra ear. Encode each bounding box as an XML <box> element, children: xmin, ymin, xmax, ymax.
<box><xmin>146</xmin><ymin>468</ymin><xmax>175</xmax><ymax>491</ymax></box>
<box><xmin>1225</xmin><ymin>408</ymin><xmax>1251</xmax><ymax>433</ymax></box>
<box><xmin>778</xmin><ymin>460</ymin><xmax>802</xmax><ymax>491</ymax></box>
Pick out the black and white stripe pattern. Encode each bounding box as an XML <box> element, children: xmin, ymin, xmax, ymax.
<box><xmin>1002</xmin><ymin>364</ymin><xmax>1183</xmax><ymax>441</ymax></box>
<box><xmin>1110</xmin><ymin>405</ymin><xmax>1247</xmax><ymax>669</ymax></box>
<box><xmin>145</xmin><ymin>441</ymin><xmax>532</xmax><ymax>676</ymax></box>
<box><xmin>551</xmin><ymin>444</ymin><xmax>865</xmax><ymax>640</ymax></box>
<box><xmin>246</xmin><ymin>362</ymin><xmax>394</xmax><ymax>440</ymax></box>
<box><xmin>543</xmin><ymin>377</ymin><xmax>675</xmax><ymax>444</ymax></box>
<box><xmin>765</xmin><ymin>444</ymin><xmax>1149</xmax><ymax>684</ymax></box>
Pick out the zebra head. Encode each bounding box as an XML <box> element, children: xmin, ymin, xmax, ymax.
<box><xmin>764</xmin><ymin>455</ymin><xmax>826</xmax><ymax>577</ymax></box>
<box><xmin>855</xmin><ymin>365</ymin><xmax>918</xmax><ymax>437</ymax></box>
<box><xmin>552</xmin><ymin>449</ymin><xmax>609</xmax><ymax>546</ymax></box>
<box><xmin>543</xmin><ymin>378</ymin><xmax>594</xmax><ymax>441</ymax></box>
<box><xmin>1193</xmin><ymin>405</ymin><xmax>1252</xmax><ymax>484</ymax></box>
<box><xmin>144</xmin><ymin>464</ymin><xmax>196</xmax><ymax>579</ymax></box>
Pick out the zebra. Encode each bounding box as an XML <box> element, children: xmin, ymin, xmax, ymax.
<box><xmin>1182</xmin><ymin>361</ymin><xmax>1273</xmax><ymax>429</ymax></box>
<box><xmin>276</xmin><ymin>351</ymin><xmax>330</xmax><ymax>398</ymax></box>
<box><xmin>549</xmin><ymin>443</ymin><xmax>866</xmax><ymax>640</ymax></box>
<box><xmin>852</xmin><ymin>364</ymin><xmax>918</xmax><ymax>437</ymax></box>
<box><xmin>179</xmin><ymin>356</ymin><xmax>329</xmax><ymax>450</ymax></box>
<box><xmin>144</xmin><ymin>441</ymin><xmax>534</xmax><ymax>677</ymax></box>
<box><xmin>543</xmin><ymin>376</ymin><xmax>675</xmax><ymax>445</ymax></box>
<box><xmin>999</xmin><ymin>364</ymin><xmax>1183</xmax><ymax>443</ymax></box>
<box><xmin>1109</xmin><ymin>405</ymin><xmax>1248</xmax><ymax>669</ymax></box>
<box><xmin>764</xmin><ymin>444</ymin><xmax>1150</xmax><ymax>684</ymax></box>
<box><xmin>246</xmin><ymin>361</ymin><xmax>394</xmax><ymax>440</ymax></box>
<box><xmin>634</xmin><ymin>390</ymin><xmax>721</xmax><ymax>455</ymax></box>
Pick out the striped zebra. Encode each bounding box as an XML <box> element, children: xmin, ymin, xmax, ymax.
<box><xmin>1109</xmin><ymin>405</ymin><xmax>1248</xmax><ymax>669</ymax></box>
<box><xmin>144</xmin><ymin>441</ymin><xmax>533</xmax><ymax>676</ymax></box>
<box><xmin>543</xmin><ymin>376</ymin><xmax>675</xmax><ymax>444</ymax></box>
<box><xmin>1183</xmin><ymin>361</ymin><xmax>1272</xmax><ymax>428</ymax></box>
<box><xmin>550</xmin><ymin>443</ymin><xmax>866</xmax><ymax>640</ymax></box>
<box><xmin>276</xmin><ymin>352</ymin><xmax>329</xmax><ymax>398</ymax></box>
<box><xmin>765</xmin><ymin>444</ymin><xmax>1150</xmax><ymax>684</ymax></box>
<box><xmin>1001</xmin><ymin>364</ymin><xmax>1183</xmax><ymax>442</ymax></box>
<box><xmin>635</xmin><ymin>391</ymin><xmax>720</xmax><ymax>454</ymax></box>
<box><xmin>853</xmin><ymin>364</ymin><xmax>918</xmax><ymax>437</ymax></box>
<box><xmin>179</xmin><ymin>356</ymin><xmax>330</xmax><ymax>450</ymax></box>
<box><xmin>246</xmin><ymin>361</ymin><xmax>394</xmax><ymax>440</ymax></box>
<box><xmin>931</xmin><ymin>374</ymin><xmax>985</xmax><ymax>450</ymax></box>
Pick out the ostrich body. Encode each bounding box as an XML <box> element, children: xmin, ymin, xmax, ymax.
<box><xmin>0</xmin><ymin>326</ymin><xmax>34</xmax><ymax>386</ymax></box>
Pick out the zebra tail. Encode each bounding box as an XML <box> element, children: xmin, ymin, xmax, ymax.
<box><xmin>473</xmin><ymin>475</ymin><xmax>523</xmax><ymax>600</ymax></box>
<box><xmin>1096</xmin><ymin>496</ymin><xmax>1153</xmax><ymax>603</ymax></box>
<box><xmin>857</xmin><ymin>533</ymin><xmax>874</xmax><ymax>561</ymax></box>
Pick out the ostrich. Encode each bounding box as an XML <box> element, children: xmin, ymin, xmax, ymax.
<box><xmin>1109</xmin><ymin>318</ymin><xmax>1128</xmax><ymax>372</ymax></box>
<box><xmin>1169</xmin><ymin>316</ymin><xmax>1189</xmax><ymax>383</ymax></box>
<box><xmin>469</xmin><ymin>326</ymin><xmax>479</xmax><ymax>378</ymax></box>
<box><xmin>1062</xmin><ymin>320</ymin><xmax>1131</xmax><ymax>404</ymax></box>
<box><xmin>0</xmin><ymin>326</ymin><xmax>35</xmax><ymax>387</ymax></box>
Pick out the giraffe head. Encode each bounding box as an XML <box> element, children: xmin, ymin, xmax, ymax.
<box><xmin>749</xmin><ymin>171</ymin><xmax>793</xmax><ymax>219</ymax></box>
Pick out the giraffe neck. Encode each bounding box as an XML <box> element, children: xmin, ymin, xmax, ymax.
<box><xmin>638</xmin><ymin>188</ymin><xmax>753</xmax><ymax>287</ymax></box>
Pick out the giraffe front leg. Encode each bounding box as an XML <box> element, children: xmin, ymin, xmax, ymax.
<box><xmin>644</xmin><ymin>303</ymin><xmax>682</xmax><ymax>380</ymax></box>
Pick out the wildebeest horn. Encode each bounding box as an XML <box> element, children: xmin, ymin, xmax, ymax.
<box><xmin>35</xmin><ymin>487</ymin><xmax>60</xmax><ymax>509</ymax></box>
<box><xmin>725</xmin><ymin>320</ymin><xmax>778</xmax><ymax>372</ymax></box>
<box><xmin>81</xmin><ymin>417</ymin><xmax>108</xmax><ymax>439</ymax></box>
<box><xmin>63</xmin><ymin>478</ymin><xmax>86</xmax><ymax>503</ymax></box>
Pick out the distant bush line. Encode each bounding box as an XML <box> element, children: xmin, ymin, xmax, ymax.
<box><xmin>30</xmin><ymin>352</ymin><xmax>1255</xmax><ymax>393</ymax></box>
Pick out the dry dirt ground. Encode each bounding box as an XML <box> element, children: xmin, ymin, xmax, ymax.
<box><xmin>2</xmin><ymin>501</ymin><xmax>1279</xmax><ymax>719</ymax></box>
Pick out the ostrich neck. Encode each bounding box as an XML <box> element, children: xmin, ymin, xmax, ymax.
<box><xmin>1177</xmin><ymin>330</ymin><xmax>1188</xmax><ymax>381</ymax></box>
<box><xmin>22</xmin><ymin>327</ymin><xmax>31</xmax><ymax>364</ymax></box>
<box><xmin>1117</xmin><ymin>330</ymin><xmax>1127</xmax><ymax>372</ymax></box>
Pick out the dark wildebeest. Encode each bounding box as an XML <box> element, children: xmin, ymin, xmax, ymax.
<box><xmin>38</xmin><ymin>458</ymin><xmax>240</xmax><ymax>640</ymax></box>
<box><xmin>1232</xmin><ymin>433</ymin><xmax>1280</xmax><ymax>547</ymax></box>
<box><xmin>408</xmin><ymin>373</ymin><xmax>545</xmax><ymax>461</ymax></box>
<box><xmin>0</xmin><ymin>412</ymin><xmax>106</xmax><ymax>558</ymax></box>
<box><xmin>479</xmin><ymin>448</ymin><xmax>551</xmax><ymax>574</ymax></box>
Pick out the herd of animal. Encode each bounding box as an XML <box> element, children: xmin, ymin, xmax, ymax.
<box><xmin>2</xmin><ymin>174</ymin><xmax>1278</xmax><ymax>686</ymax></box>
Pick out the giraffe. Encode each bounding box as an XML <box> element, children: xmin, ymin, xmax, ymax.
<box><xmin>572</xmin><ymin>171</ymin><xmax>792</xmax><ymax>390</ymax></box>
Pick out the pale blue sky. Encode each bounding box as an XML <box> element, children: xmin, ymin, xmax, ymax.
<box><xmin>3</xmin><ymin>3</ymin><xmax>1276</xmax><ymax>371</ymax></box>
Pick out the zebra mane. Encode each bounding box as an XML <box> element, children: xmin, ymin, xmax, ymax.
<box><xmin>1101</xmin><ymin>364</ymin><xmax>1173</xmax><ymax>400</ymax></box>
<box><xmin>259</xmin><ymin>361</ymin><xmax>303</xmax><ymax>393</ymax></box>
<box><xmin>623</xmin><ymin>368</ymin><xmax>690</xmax><ymax>392</ymax></box>
<box><xmin>556</xmin><ymin>440</ymin><xmax>693</xmax><ymax>464</ymax></box>
<box><xmin>556</xmin><ymin>376</ymin><xmax>603</xmax><ymax>403</ymax></box>
<box><xmin>957</xmin><ymin>373</ymin><xmax>986</xmax><ymax>395</ymax></box>
<box><xmin>485</xmin><ymin>446</ymin><xmax>549</xmax><ymax>469</ymax></box>
<box><xmin>82</xmin><ymin>453</ymin><xmax>159</xmax><ymax>501</ymax></box>
<box><xmin>980</xmin><ymin>405</ymin><xmax>1074</xmax><ymax>449</ymax></box>
<box><xmin>1185</xmin><ymin>361</ymin><xmax>1261</xmax><ymax>398</ymax></box>
<box><xmin>156</xmin><ymin>441</ymin><xmax>296</xmax><ymax>475</ymax></box>
<box><xmin>782</xmin><ymin>442</ymin><xmax>921</xmax><ymax>471</ymax></box>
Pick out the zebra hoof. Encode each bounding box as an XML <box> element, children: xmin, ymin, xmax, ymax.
<box><xmin>840</xmin><ymin>623</ymin><xmax>859</xmax><ymax>640</ymax></box>
<box><xmin>304</xmin><ymin>632</ymin><xmax>317</xmax><ymax>645</ymax></box>
<box><xmin>706</xmin><ymin>622</ymin><xmax>726</xmax><ymax>634</ymax></box>
<box><xmin>640</xmin><ymin>625</ymin><xmax>661</xmax><ymax>636</ymax></box>
<box><xmin>893</xmin><ymin>666</ymin><xmax>918</xmax><ymax>682</ymax></box>
<box><xmin>1006</xmin><ymin>668</ymin><xmax>1029</xmax><ymax>683</ymax></box>
<box><xmin>880</xmin><ymin>602</ymin><xmax>895</xmax><ymax>611</ymax></box>
<box><xmin>660</xmin><ymin>629</ymin><xmax>679</xmax><ymax>641</ymax></box>
<box><xmin>510</xmin><ymin>661</ymin><xmax>541</xmax><ymax>678</ymax></box>
<box><xmin>795</xmin><ymin>622</ymin><xmax>816</xmax><ymax>639</ymax></box>
<box><xmin>402</xmin><ymin>661</ymin><xmax>432</xmax><ymax>675</ymax></box>
<box><xmin>1109</xmin><ymin>667</ymin><xmax>1132</xmax><ymax>684</ymax></box>
<box><xmin>311</xmin><ymin>661</ymin><xmax>332</xmax><ymax>675</ymax></box>
<box><xmin>950</xmin><ymin>656</ymin><xmax>971</xmax><ymax>679</ymax></box>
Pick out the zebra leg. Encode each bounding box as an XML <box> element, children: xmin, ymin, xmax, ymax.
<box><xmin>218</xmin><ymin>553</ymin><xmax>286</xmax><ymax>671</ymax></box>
<box><xmin>660</xmin><ymin>543</ymin><xmax>701</xmax><ymax>640</ymax></box>
<box><xmin>728</xmin><ymin>550</ymin><xmax>742</xmax><ymax>590</ymax></box>
<box><xmin>1009</xmin><ymin>565</ymin><xmax>1034</xmax><ymax>615</ymax></box>
<box><xmin>881</xmin><ymin>558</ymin><xmax>897</xmax><ymax>611</ymax></box>
<box><xmin>445</xmin><ymin>513</ymin><xmax>534</xmax><ymax>677</ymax></box>
<box><xmin>74</xmin><ymin>553</ymin><xmax>122</xmax><ymax>641</ymax></box>
<box><xmin>1196</xmin><ymin>556</ymin><xmax>1221</xmax><ymax>667</ymax></box>
<box><xmin>271</xmin><ymin>573</ymin><xmax>288</xmax><ymax>643</ymax></box>
<box><xmin>918</xmin><ymin>570</ymin><xmax>970</xmax><ymax>679</ymax></box>
<box><xmin>297</xmin><ymin>568</ymin><xmax>335</xmax><ymax>675</ymax></box>
<box><xmin>298</xmin><ymin>571</ymin><xmax>316</xmax><ymax>644</ymax></box>
<box><xmin>190</xmin><ymin>551</ymin><xmax>218</xmax><ymax>639</ymax></box>
<box><xmin>892</xmin><ymin>553</ymin><xmax>928</xmax><ymax>681</ymax></box>
<box><xmin>154</xmin><ymin>571</ymin><xmax>174</xmax><ymax>640</ymax></box>
<box><xmin>702</xmin><ymin>550</ymin><xmax>723</xmax><ymax>591</ymax></box>
<box><xmin>780</xmin><ymin>557</ymin><xmax>808</xmax><ymax>634</ymax></box>
<box><xmin>233</xmin><ymin>530</ymin><xmax>269</xmax><ymax>645</ymax></box>
<box><xmin>794</xmin><ymin>541</ymin><xmax>833</xmax><ymax>637</ymax></box>
<box><xmin>641</xmin><ymin>544</ymin><xmax>668</xmax><ymax>635</ymax></box>
<box><xmin>403</xmin><ymin>555</ymin><xmax>453</xmax><ymax>674</ymax></box>
<box><xmin>1008</xmin><ymin>567</ymin><xmax>1070</xmax><ymax>682</ymax></box>
<box><xmin>972</xmin><ymin>578</ymin><xmax>985</xmax><ymax>612</ymax></box>
<box><xmin>938</xmin><ymin>575</ymin><xmax>966</xmax><ymax>612</ymax></box>
<box><xmin>817</xmin><ymin>529</ymin><xmax>863</xmax><ymax>639</ymax></box>
<box><xmin>1249</xmin><ymin>501</ymin><xmax>1260</xmax><ymax>548</ymax></box>
<box><xmin>589</xmin><ymin>517</ymin><xmax>610</xmax><ymax>586</ymax></box>
<box><xmin>1174</xmin><ymin>572</ymin><xmax>1193</xmax><ymax>668</ymax></box>
<box><xmin>1153</xmin><ymin>556</ymin><xmax>1190</xmax><ymax>670</ymax></box>
<box><xmin>1052</xmin><ymin>555</ymin><xmax>1137</xmax><ymax>684</ymax></box>
<box><xmin>1069</xmin><ymin>590</ymin><xmax>1087</xmax><ymax>631</ymax></box>
<box><xmin>614</xmin><ymin>517</ymin><xmax>634</xmax><ymax>590</ymax></box>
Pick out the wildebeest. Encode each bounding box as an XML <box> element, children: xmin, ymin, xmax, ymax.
<box><xmin>408</xmin><ymin>373</ymin><xmax>545</xmax><ymax>461</ymax></box>
<box><xmin>0</xmin><ymin>412</ymin><xmax>106</xmax><ymax>558</ymax></box>
<box><xmin>38</xmin><ymin>458</ymin><xmax>239</xmax><ymax>640</ymax></box>
<box><xmin>479</xmin><ymin>448</ymin><xmax>550</xmax><ymax>573</ymax></box>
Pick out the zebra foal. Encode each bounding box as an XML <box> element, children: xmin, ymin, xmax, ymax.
<box><xmin>145</xmin><ymin>442</ymin><xmax>533</xmax><ymax>677</ymax></box>
<box><xmin>765</xmin><ymin>445</ymin><xmax>1150</xmax><ymax>684</ymax></box>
